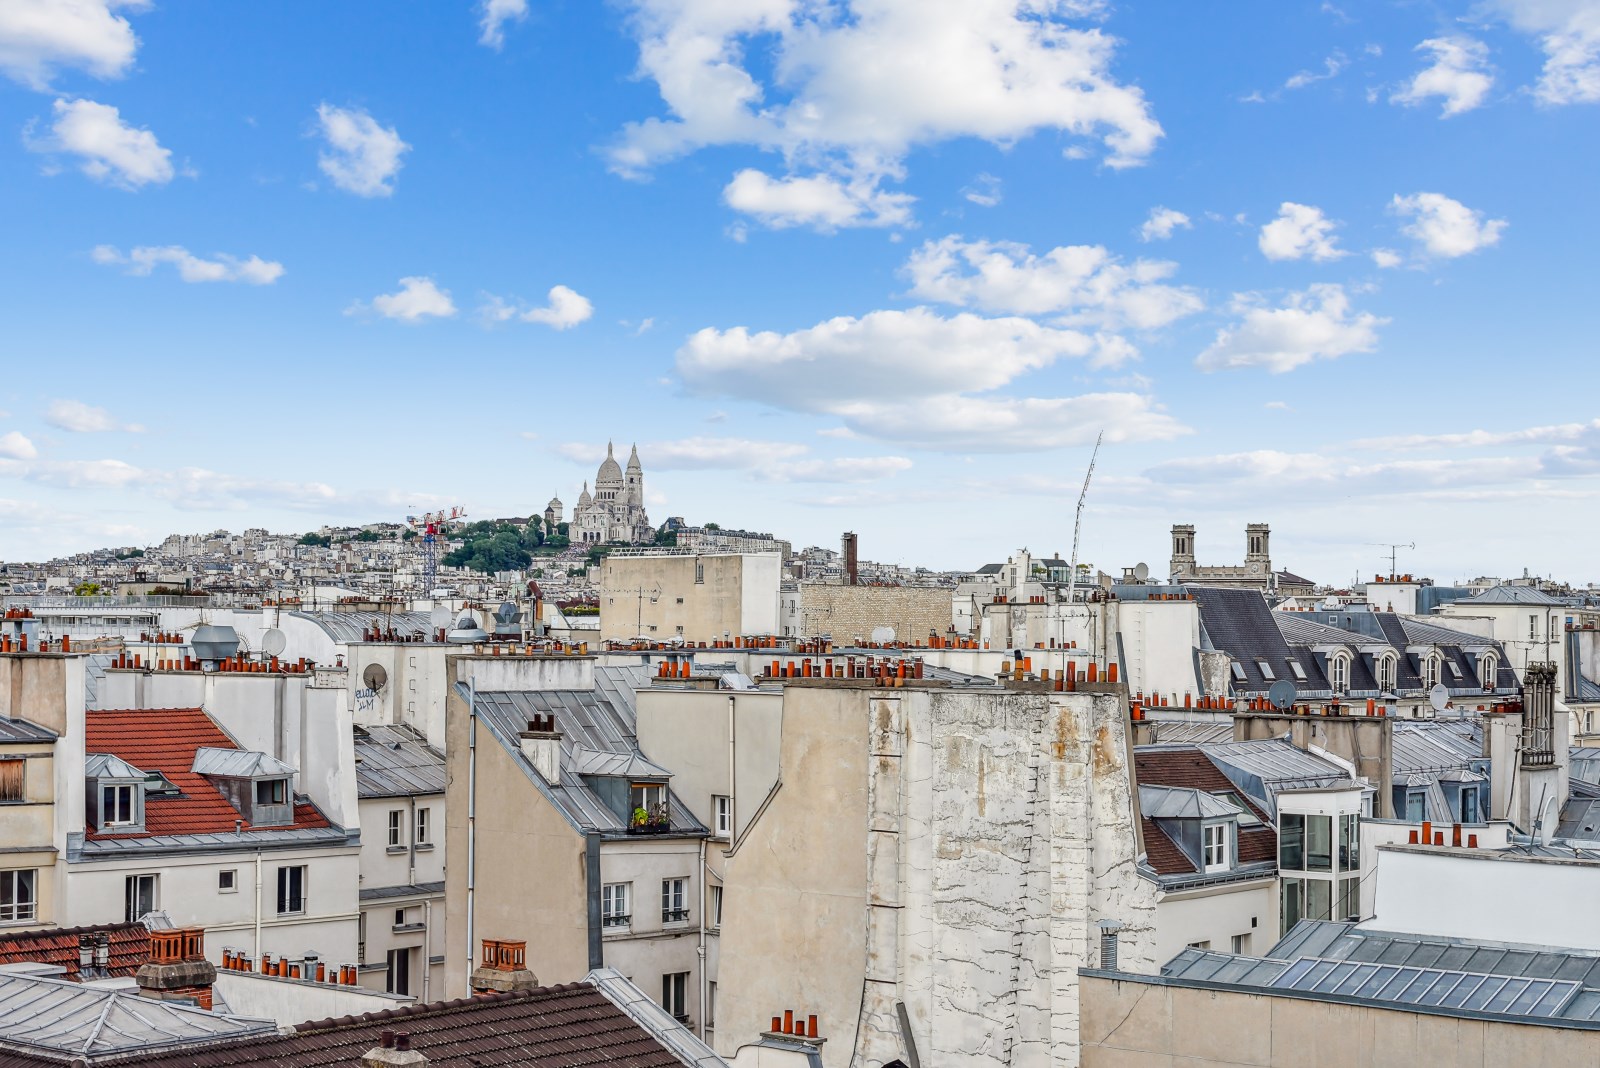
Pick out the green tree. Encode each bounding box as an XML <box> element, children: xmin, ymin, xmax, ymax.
<box><xmin>654</xmin><ymin>527</ymin><xmax>678</xmax><ymax>547</ymax></box>
<box><xmin>298</xmin><ymin>532</ymin><xmax>331</xmax><ymax>547</ymax></box>
<box><xmin>352</xmin><ymin>530</ymin><xmax>382</xmax><ymax>543</ymax></box>
<box><xmin>73</xmin><ymin>581</ymin><xmax>102</xmax><ymax>596</ymax></box>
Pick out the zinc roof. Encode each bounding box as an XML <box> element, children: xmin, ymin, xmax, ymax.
<box><xmin>192</xmin><ymin>747</ymin><xmax>296</xmax><ymax>779</ymax></box>
<box><xmin>290</xmin><ymin>610</ymin><xmax>434</xmax><ymax>644</ymax></box>
<box><xmin>0</xmin><ymin>718</ymin><xmax>56</xmax><ymax>744</ymax></box>
<box><xmin>1139</xmin><ymin>784</ymin><xmax>1237</xmax><ymax>820</ymax></box>
<box><xmin>353</xmin><ymin>724</ymin><xmax>445</xmax><ymax>798</ymax></box>
<box><xmin>0</xmin><ymin>973</ymin><xmax>275</xmax><ymax>1060</ymax></box>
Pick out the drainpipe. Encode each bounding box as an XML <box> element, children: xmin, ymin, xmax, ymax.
<box><xmin>697</xmin><ymin>837</ymin><xmax>708</xmax><ymax>1041</ymax></box>
<box><xmin>422</xmin><ymin>897</ymin><xmax>432</xmax><ymax>1003</ymax></box>
<box><xmin>585</xmin><ymin>830</ymin><xmax>603</xmax><ymax>970</ymax></box>
<box><xmin>253</xmin><ymin>848</ymin><xmax>263</xmax><ymax>961</ymax></box>
<box><xmin>407</xmin><ymin>795</ymin><xmax>417</xmax><ymax>887</ymax></box>
<box><xmin>727</xmin><ymin>694</ymin><xmax>736</xmax><ymax>840</ymax></box>
<box><xmin>465</xmin><ymin>676</ymin><xmax>478</xmax><ymax>989</ymax></box>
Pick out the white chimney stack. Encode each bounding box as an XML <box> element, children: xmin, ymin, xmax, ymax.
<box><xmin>519</xmin><ymin>715</ymin><xmax>561</xmax><ymax>785</ymax></box>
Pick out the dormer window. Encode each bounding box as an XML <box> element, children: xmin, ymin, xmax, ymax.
<box><xmin>1479</xmin><ymin>654</ymin><xmax>1498</xmax><ymax>692</ymax></box>
<box><xmin>86</xmin><ymin>753</ymin><xmax>147</xmax><ymax>834</ymax></box>
<box><xmin>1376</xmin><ymin>655</ymin><xmax>1397</xmax><ymax>693</ymax></box>
<box><xmin>1422</xmin><ymin>654</ymin><xmax>1441</xmax><ymax>690</ymax></box>
<box><xmin>193</xmin><ymin>747</ymin><xmax>296</xmax><ymax>827</ymax></box>
<box><xmin>1329</xmin><ymin>654</ymin><xmax>1350</xmax><ymax>694</ymax></box>
<box><xmin>1202</xmin><ymin>821</ymin><xmax>1233</xmax><ymax>873</ymax></box>
<box><xmin>255</xmin><ymin>779</ymin><xmax>288</xmax><ymax>806</ymax></box>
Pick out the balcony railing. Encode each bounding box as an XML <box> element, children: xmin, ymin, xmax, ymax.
<box><xmin>662</xmin><ymin>908</ymin><xmax>691</xmax><ymax>924</ymax></box>
<box><xmin>602</xmin><ymin>913</ymin><xmax>631</xmax><ymax>929</ymax></box>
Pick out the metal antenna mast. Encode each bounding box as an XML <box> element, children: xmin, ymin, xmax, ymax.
<box><xmin>1368</xmin><ymin>541</ymin><xmax>1415</xmax><ymax>579</ymax></box>
<box><xmin>1066</xmin><ymin>431</ymin><xmax>1104</xmax><ymax>604</ymax></box>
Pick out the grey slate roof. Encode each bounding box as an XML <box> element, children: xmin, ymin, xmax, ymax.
<box><xmin>468</xmin><ymin>666</ymin><xmax>708</xmax><ymax>839</ymax></box>
<box><xmin>0</xmin><ymin>717</ymin><xmax>56</xmax><ymax>743</ymax></box>
<box><xmin>1198</xmin><ymin>738</ymin><xmax>1357</xmax><ymax>816</ymax></box>
<box><xmin>0</xmin><ymin>972</ymin><xmax>275</xmax><ymax>1059</ymax></box>
<box><xmin>291</xmin><ymin>610</ymin><xmax>434</xmax><ymax>643</ymax></box>
<box><xmin>353</xmin><ymin>724</ymin><xmax>445</xmax><ymax>798</ymax></box>
<box><xmin>1460</xmin><ymin>585</ymin><xmax>1566</xmax><ymax>606</ymax></box>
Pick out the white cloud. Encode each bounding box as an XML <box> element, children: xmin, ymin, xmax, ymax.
<box><xmin>1139</xmin><ymin>206</ymin><xmax>1191</xmax><ymax>242</ymax></box>
<box><xmin>610</xmin><ymin>0</ymin><xmax>1162</xmax><ymax>226</ymax></box>
<box><xmin>902</xmin><ymin>236</ymin><xmax>1203</xmax><ymax>332</ymax></box>
<box><xmin>0</xmin><ymin>432</ymin><xmax>37</xmax><ymax>460</ymax></box>
<box><xmin>481</xmin><ymin>284</ymin><xmax>594</xmax><ymax>329</ymax></box>
<box><xmin>1196</xmin><ymin>284</ymin><xmax>1386</xmax><ymax>373</ymax></box>
<box><xmin>314</xmin><ymin>103</ymin><xmax>409</xmax><ymax>197</ymax></box>
<box><xmin>91</xmin><ymin>244</ymin><xmax>284</xmax><ymax>284</ymax></box>
<box><xmin>1390</xmin><ymin>37</ymin><xmax>1494</xmax><ymax>116</ymax></box>
<box><xmin>679</xmin><ymin>307</ymin><xmax>1104</xmax><ymax>409</ymax></box>
<box><xmin>1285</xmin><ymin>51</ymin><xmax>1348</xmax><ymax>89</ymax></box>
<box><xmin>1265</xmin><ymin>400</ymin><xmax>1290</xmax><ymax>410</ymax></box>
<box><xmin>1370</xmin><ymin>248</ymin><xmax>1403</xmax><ymax>268</ymax></box>
<box><xmin>722</xmin><ymin>168</ymin><xmax>914</xmax><ymax>230</ymax></box>
<box><xmin>30</xmin><ymin>97</ymin><xmax>172</xmax><ymax>188</ymax></box>
<box><xmin>478</xmin><ymin>0</ymin><xmax>527</xmax><ymax>49</ymax></box>
<box><xmin>351</xmin><ymin>277</ymin><xmax>457</xmax><ymax>323</ymax></box>
<box><xmin>1257</xmin><ymin>202</ymin><xmax>1346</xmax><ymax>262</ymax></box>
<box><xmin>0</xmin><ymin>0</ymin><xmax>145</xmax><ymax>90</ymax></box>
<box><xmin>1390</xmin><ymin>192</ymin><xmax>1507</xmax><ymax>258</ymax></box>
<box><xmin>45</xmin><ymin>399</ymin><xmax>142</xmax><ymax>433</ymax></box>
<box><xmin>962</xmin><ymin>172</ymin><xmax>1003</xmax><ymax>207</ymax></box>
<box><xmin>0</xmin><ymin>454</ymin><xmax>340</xmax><ymax>509</ymax></box>
<box><xmin>676</xmin><ymin>305</ymin><xmax>1187</xmax><ymax>451</ymax></box>
<box><xmin>1486</xmin><ymin>0</ymin><xmax>1600</xmax><ymax>104</ymax></box>
<box><xmin>1353</xmin><ymin>419</ymin><xmax>1600</xmax><ymax>450</ymax></box>
<box><xmin>834</xmin><ymin>392</ymin><xmax>1187</xmax><ymax>451</ymax></box>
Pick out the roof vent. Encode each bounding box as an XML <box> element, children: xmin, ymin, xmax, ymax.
<box><xmin>191</xmin><ymin>625</ymin><xmax>240</xmax><ymax>667</ymax></box>
<box><xmin>446</xmin><ymin>613</ymin><xmax>488</xmax><ymax>645</ymax></box>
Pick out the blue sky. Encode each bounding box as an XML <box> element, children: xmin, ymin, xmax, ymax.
<box><xmin>2</xmin><ymin>0</ymin><xmax>1598</xmax><ymax>583</ymax></box>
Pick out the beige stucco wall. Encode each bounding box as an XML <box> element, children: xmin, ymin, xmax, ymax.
<box><xmin>443</xmin><ymin>677</ymin><xmax>589</xmax><ymax>998</ymax></box>
<box><xmin>1079</xmin><ymin>973</ymin><xmax>1600</xmax><ymax>1067</ymax></box>
<box><xmin>599</xmin><ymin>553</ymin><xmax>780</xmax><ymax>643</ymax></box>
<box><xmin>797</xmin><ymin>583</ymin><xmax>953</xmax><ymax>645</ymax></box>
<box><xmin>715</xmin><ymin>682</ymin><xmax>1157</xmax><ymax>1068</ymax></box>
<box><xmin>1153</xmin><ymin>879</ymin><xmax>1278</xmax><ymax>962</ymax></box>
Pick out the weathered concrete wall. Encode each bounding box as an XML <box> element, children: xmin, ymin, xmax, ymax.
<box><xmin>600</xmin><ymin>553</ymin><xmax>781</xmax><ymax>643</ymax></box>
<box><xmin>1079</xmin><ymin>972</ymin><xmax>1600</xmax><ymax>1067</ymax></box>
<box><xmin>797</xmin><ymin>584</ymin><xmax>953</xmax><ymax>645</ymax></box>
<box><xmin>715</xmin><ymin>683</ymin><xmax>1156</xmax><ymax>1068</ymax></box>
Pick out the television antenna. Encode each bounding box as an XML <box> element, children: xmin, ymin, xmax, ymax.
<box><xmin>1065</xmin><ymin>431</ymin><xmax>1104</xmax><ymax>606</ymax></box>
<box><xmin>1368</xmin><ymin>541</ymin><xmax>1415</xmax><ymax>578</ymax></box>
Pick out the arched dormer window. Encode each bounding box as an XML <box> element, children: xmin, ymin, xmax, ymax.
<box><xmin>1376</xmin><ymin>654</ymin><xmax>1398</xmax><ymax>693</ymax></box>
<box><xmin>1422</xmin><ymin>653</ymin><xmax>1441</xmax><ymax>691</ymax></box>
<box><xmin>1478</xmin><ymin>654</ymin><xmax>1498</xmax><ymax>692</ymax></box>
<box><xmin>1329</xmin><ymin>653</ymin><xmax>1350</xmax><ymax>694</ymax></box>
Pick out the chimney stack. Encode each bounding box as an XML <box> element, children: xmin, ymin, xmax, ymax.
<box><xmin>519</xmin><ymin>715</ymin><xmax>561</xmax><ymax>785</ymax></box>
<box><xmin>1098</xmin><ymin>919</ymin><xmax>1124</xmax><ymax>970</ymax></box>
<box><xmin>469</xmin><ymin>938</ymin><xmax>539</xmax><ymax>994</ymax></box>
<box><xmin>136</xmin><ymin>927</ymin><xmax>216</xmax><ymax>1010</ymax></box>
<box><xmin>360</xmin><ymin>1030</ymin><xmax>429</xmax><ymax>1068</ymax></box>
<box><xmin>841</xmin><ymin>532</ymin><xmax>858</xmax><ymax>586</ymax></box>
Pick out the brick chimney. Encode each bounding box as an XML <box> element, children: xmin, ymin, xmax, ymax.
<box><xmin>519</xmin><ymin>715</ymin><xmax>561</xmax><ymax>785</ymax></box>
<box><xmin>361</xmin><ymin>1030</ymin><xmax>428</xmax><ymax>1068</ymax></box>
<box><xmin>136</xmin><ymin>927</ymin><xmax>216</xmax><ymax>1011</ymax></box>
<box><xmin>469</xmin><ymin>938</ymin><xmax>539</xmax><ymax>994</ymax></box>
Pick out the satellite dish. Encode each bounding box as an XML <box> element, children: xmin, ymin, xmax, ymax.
<box><xmin>261</xmin><ymin>629</ymin><xmax>287</xmax><ymax>657</ymax></box>
<box><xmin>429</xmin><ymin>605</ymin><xmax>452</xmax><ymax>628</ymax></box>
<box><xmin>870</xmin><ymin>626</ymin><xmax>896</xmax><ymax>644</ymax></box>
<box><xmin>1428</xmin><ymin>684</ymin><xmax>1449</xmax><ymax>712</ymax></box>
<box><xmin>363</xmin><ymin>663</ymin><xmax>389</xmax><ymax>692</ymax></box>
<box><xmin>1133</xmin><ymin>562</ymin><xmax>1150</xmax><ymax>582</ymax></box>
<box><xmin>1267</xmin><ymin>679</ymin><xmax>1297</xmax><ymax>711</ymax></box>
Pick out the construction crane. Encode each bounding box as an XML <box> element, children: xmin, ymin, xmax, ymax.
<box><xmin>1065</xmin><ymin>431</ymin><xmax>1104</xmax><ymax>605</ymax></box>
<box><xmin>407</xmin><ymin>506</ymin><xmax>467</xmax><ymax>593</ymax></box>
<box><xmin>1367</xmin><ymin>541</ymin><xmax>1415</xmax><ymax>580</ymax></box>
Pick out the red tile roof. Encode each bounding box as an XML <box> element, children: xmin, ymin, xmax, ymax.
<box><xmin>1141</xmin><ymin>818</ymin><xmax>1196</xmax><ymax>876</ymax></box>
<box><xmin>85</xmin><ymin>709</ymin><xmax>330</xmax><ymax>839</ymax></box>
<box><xmin>0</xmin><ymin>922</ymin><xmax>149</xmax><ymax>979</ymax></box>
<box><xmin>1136</xmin><ymin>746</ymin><xmax>1279</xmax><ymax>873</ymax></box>
<box><xmin>75</xmin><ymin>985</ymin><xmax>684</xmax><ymax>1068</ymax></box>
